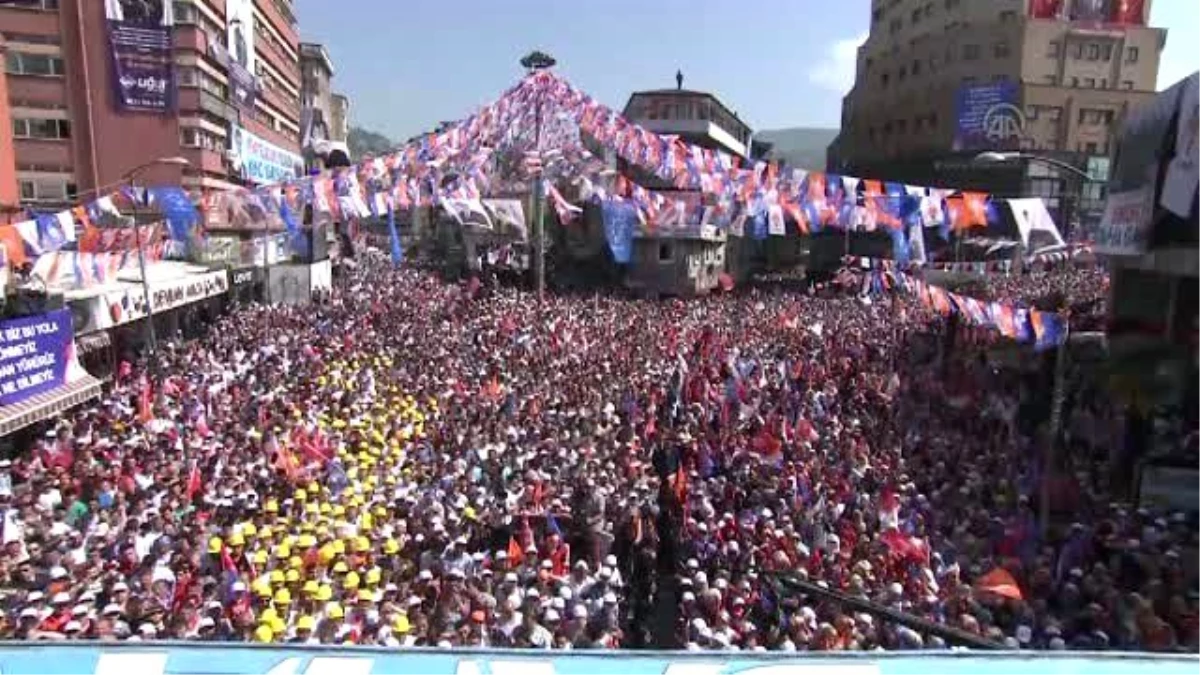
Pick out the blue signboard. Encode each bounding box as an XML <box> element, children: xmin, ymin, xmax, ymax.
<box><xmin>0</xmin><ymin>645</ymin><xmax>1193</xmax><ymax>675</ymax></box>
<box><xmin>0</xmin><ymin>309</ymin><xmax>75</xmax><ymax>406</ymax></box>
<box><xmin>953</xmin><ymin>81</ymin><xmax>1024</xmax><ymax>151</ymax></box>
<box><xmin>232</xmin><ymin>125</ymin><xmax>304</xmax><ymax>186</ymax></box>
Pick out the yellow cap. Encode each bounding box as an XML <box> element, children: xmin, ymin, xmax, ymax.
<box><xmin>275</xmin><ymin>546</ymin><xmax>291</xmax><ymax>560</ymax></box>
<box><xmin>326</xmin><ymin>603</ymin><xmax>344</xmax><ymax>619</ymax></box>
<box><xmin>303</xmin><ymin>580</ymin><xmax>319</xmax><ymax>595</ymax></box>
<box><xmin>316</xmin><ymin>584</ymin><xmax>333</xmax><ymax>601</ymax></box>
<box><xmin>259</xmin><ymin>526</ymin><xmax>273</xmax><ymax>539</ymax></box>
<box><xmin>356</xmin><ymin>588</ymin><xmax>373</xmax><ymax>602</ymax></box>
<box><xmin>332</xmin><ymin>561</ymin><xmax>349</xmax><ymax>574</ymax></box>
<box><xmin>207</xmin><ymin>537</ymin><xmax>223</xmax><ymax>554</ymax></box>
<box><xmin>298</xmin><ymin>534</ymin><xmax>317</xmax><ymax>548</ymax></box>
<box><xmin>354</xmin><ymin>536</ymin><xmax>370</xmax><ymax>553</ymax></box>
<box><xmin>394</xmin><ymin>613</ymin><xmax>411</xmax><ymax>634</ymax></box>
<box><xmin>384</xmin><ymin>539</ymin><xmax>400</xmax><ymax>555</ymax></box>
<box><xmin>295</xmin><ymin>489</ymin><xmax>308</xmax><ymax>502</ymax></box>
<box><xmin>254</xmin><ymin>581</ymin><xmax>272</xmax><ymax>598</ymax></box>
<box><xmin>253</xmin><ymin>550</ymin><xmax>269</xmax><ymax>565</ymax></box>
<box><xmin>332</xmin><ymin>540</ymin><xmax>346</xmax><ymax>555</ymax></box>
<box><xmin>270</xmin><ymin>616</ymin><xmax>286</xmax><ymax>634</ymax></box>
<box><xmin>289</xmin><ymin>556</ymin><xmax>304</xmax><ymax>570</ymax></box>
<box><xmin>254</xmin><ymin>624</ymin><xmax>274</xmax><ymax>642</ymax></box>
<box><xmin>242</xmin><ymin>522</ymin><xmax>258</xmax><ymax>537</ymax></box>
<box><xmin>265</xmin><ymin>500</ymin><xmax>279</xmax><ymax>513</ymax></box>
<box><xmin>269</xmin><ymin>570</ymin><xmax>285</xmax><ymax>585</ymax></box>
<box><xmin>365</xmin><ymin>567</ymin><xmax>381</xmax><ymax>585</ymax></box>
<box><xmin>297</xmin><ymin>615</ymin><xmax>316</xmax><ymax>631</ymax></box>
<box><xmin>285</xmin><ymin>569</ymin><xmax>300</xmax><ymax>583</ymax></box>
<box><xmin>343</xmin><ymin>571</ymin><xmax>360</xmax><ymax>590</ymax></box>
<box><xmin>259</xmin><ymin>607</ymin><xmax>278</xmax><ymax>623</ymax></box>
<box><xmin>273</xmin><ymin>588</ymin><xmax>292</xmax><ymax>605</ymax></box>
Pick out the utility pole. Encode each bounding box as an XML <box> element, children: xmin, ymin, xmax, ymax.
<box><xmin>520</xmin><ymin>50</ymin><xmax>556</xmax><ymax>302</ymax></box>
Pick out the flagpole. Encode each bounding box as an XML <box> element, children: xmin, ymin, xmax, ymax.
<box><xmin>520</xmin><ymin>51</ymin><xmax>556</xmax><ymax>303</ymax></box>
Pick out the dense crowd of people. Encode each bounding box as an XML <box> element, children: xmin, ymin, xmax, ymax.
<box><xmin>0</xmin><ymin>252</ymin><xmax>1194</xmax><ymax>653</ymax></box>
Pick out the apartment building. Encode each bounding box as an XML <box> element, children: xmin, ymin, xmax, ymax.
<box><xmin>0</xmin><ymin>0</ymin><xmax>303</xmax><ymax>210</ymax></box>
<box><xmin>828</xmin><ymin>0</ymin><xmax>1166</xmax><ymax>234</ymax></box>
<box><xmin>299</xmin><ymin>41</ymin><xmax>350</xmax><ymax>168</ymax></box>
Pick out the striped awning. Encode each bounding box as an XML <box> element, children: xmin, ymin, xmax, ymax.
<box><xmin>0</xmin><ymin>375</ymin><xmax>103</xmax><ymax>438</ymax></box>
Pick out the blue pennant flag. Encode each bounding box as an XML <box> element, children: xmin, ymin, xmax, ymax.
<box><xmin>147</xmin><ymin>186</ymin><xmax>198</xmax><ymax>242</ymax></box>
<box><xmin>387</xmin><ymin>203</ymin><xmax>403</xmax><ymax>267</ymax></box>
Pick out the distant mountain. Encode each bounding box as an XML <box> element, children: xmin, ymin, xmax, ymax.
<box><xmin>348</xmin><ymin>126</ymin><xmax>395</xmax><ymax>157</ymax></box>
<box><xmin>753</xmin><ymin>127</ymin><xmax>839</xmax><ymax>171</ymax></box>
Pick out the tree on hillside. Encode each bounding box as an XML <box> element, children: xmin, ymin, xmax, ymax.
<box><xmin>348</xmin><ymin>126</ymin><xmax>395</xmax><ymax>158</ymax></box>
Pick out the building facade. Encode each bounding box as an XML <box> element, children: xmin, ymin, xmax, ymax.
<box><xmin>299</xmin><ymin>41</ymin><xmax>349</xmax><ymax>168</ymax></box>
<box><xmin>0</xmin><ymin>0</ymin><xmax>303</xmax><ymax>210</ymax></box>
<box><xmin>329</xmin><ymin>92</ymin><xmax>348</xmax><ymax>143</ymax></box>
<box><xmin>829</xmin><ymin>0</ymin><xmax>1166</xmax><ymax>236</ymax></box>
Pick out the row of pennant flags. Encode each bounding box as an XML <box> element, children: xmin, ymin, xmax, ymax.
<box><xmin>2</xmin><ymin>69</ymin><xmax>1058</xmax><ymax>286</ymax></box>
<box><xmin>846</xmin><ymin>257</ymin><xmax>1069</xmax><ymax>351</ymax></box>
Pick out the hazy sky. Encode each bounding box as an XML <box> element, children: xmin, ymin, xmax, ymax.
<box><xmin>295</xmin><ymin>0</ymin><xmax>1200</xmax><ymax>141</ymax></box>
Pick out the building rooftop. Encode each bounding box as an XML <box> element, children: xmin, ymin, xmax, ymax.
<box><xmin>299</xmin><ymin>42</ymin><xmax>335</xmax><ymax>76</ymax></box>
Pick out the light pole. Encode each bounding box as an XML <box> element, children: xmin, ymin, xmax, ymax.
<box><xmin>973</xmin><ymin>151</ymin><xmax>1090</xmax><ymax>239</ymax></box>
<box><xmin>976</xmin><ymin>154</ymin><xmax>1083</xmax><ymax>535</ymax></box>
<box><xmin>520</xmin><ymin>50</ymin><xmax>556</xmax><ymax>302</ymax></box>
<box><xmin>122</xmin><ymin>156</ymin><xmax>190</xmax><ymax>371</ymax></box>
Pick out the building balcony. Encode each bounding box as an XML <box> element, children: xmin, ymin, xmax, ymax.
<box><xmin>180</xmin><ymin>147</ymin><xmax>228</xmax><ymax>176</ymax></box>
<box><xmin>260</xmin><ymin>0</ymin><xmax>300</xmax><ymax>50</ymax></box>
<box><xmin>636</xmin><ymin>118</ymin><xmax>748</xmax><ymax>157</ymax></box>
<box><xmin>13</xmin><ymin>138</ymin><xmax>72</xmax><ymax>170</ymax></box>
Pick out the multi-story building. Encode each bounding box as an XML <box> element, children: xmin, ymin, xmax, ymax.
<box><xmin>299</xmin><ymin>41</ymin><xmax>350</xmax><ymax>168</ymax></box>
<box><xmin>828</xmin><ymin>0</ymin><xmax>1166</xmax><ymax>236</ymax></box>
<box><xmin>329</xmin><ymin>92</ymin><xmax>348</xmax><ymax>143</ymax></box>
<box><xmin>0</xmin><ymin>0</ymin><xmax>303</xmax><ymax>210</ymax></box>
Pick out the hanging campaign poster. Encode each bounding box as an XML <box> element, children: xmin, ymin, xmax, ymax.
<box><xmin>0</xmin><ymin>310</ymin><xmax>76</xmax><ymax>407</ymax></box>
<box><xmin>230</xmin><ymin>125</ymin><xmax>304</xmax><ymax>185</ymax></box>
<box><xmin>104</xmin><ymin>0</ymin><xmax>175</xmax><ymax>112</ymax></box>
<box><xmin>953</xmin><ymin>81</ymin><xmax>1025</xmax><ymax>151</ymax></box>
<box><xmin>225</xmin><ymin>0</ymin><xmax>259</xmax><ymax>114</ymax></box>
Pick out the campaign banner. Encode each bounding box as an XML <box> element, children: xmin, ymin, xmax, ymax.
<box><xmin>0</xmin><ymin>309</ymin><xmax>75</xmax><ymax>406</ymax></box>
<box><xmin>1095</xmin><ymin>186</ymin><xmax>1153</xmax><ymax>255</ymax></box>
<box><xmin>232</xmin><ymin>125</ymin><xmax>304</xmax><ymax>186</ymax></box>
<box><xmin>104</xmin><ymin>0</ymin><xmax>175</xmax><ymax>112</ymax></box>
<box><xmin>953</xmin><ymin>81</ymin><xmax>1024</xmax><ymax>151</ymax></box>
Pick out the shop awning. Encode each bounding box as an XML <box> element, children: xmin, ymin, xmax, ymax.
<box><xmin>0</xmin><ymin>375</ymin><xmax>103</xmax><ymax>438</ymax></box>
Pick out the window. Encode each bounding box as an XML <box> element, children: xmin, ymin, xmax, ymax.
<box><xmin>962</xmin><ymin>76</ymin><xmax>977</xmax><ymax>86</ymax></box>
<box><xmin>944</xmin><ymin>0</ymin><xmax>960</xmax><ymax>8</ymax></box>
<box><xmin>898</xmin><ymin>66</ymin><xmax>907</xmax><ymax>81</ymax></box>
<box><xmin>173</xmin><ymin>1</ymin><xmax>197</xmax><ymax>23</ymax></box>
<box><xmin>1047</xmin><ymin>40</ymin><xmax>1060</xmax><ymax>57</ymax></box>
<box><xmin>1087</xmin><ymin>43</ymin><xmax>1100</xmax><ymax>60</ymax></box>
<box><xmin>1046</xmin><ymin>107</ymin><xmax>1062</xmax><ymax>122</ymax></box>
<box><xmin>1084</xmin><ymin>142</ymin><xmax>1098</xmax><ymax>154</ymax></box>
<box><xmin>18</xmin><ymin>177</ymin><xmax>69</xmax><ymax>202</ymax></box>
<box><xmin>658</xmin><ymin>243</ymin><xmax>674</xmax><ymax>263</ymax></box>
<box><xmin>911</xmin><ymin>8</ymin><xmax>921</xmax><ymax>23</ymax></box>
<box><xmin>1025</xmin><ymin>105</ymin><xmax>1039</xmax><ymax>121</ymax></box>
<box><xmin>1126</xmin><ymin>46</ymin><xmax>1139</xmax><ymax>63</ymax></box>
<box><xmin>1102</xmin><ymin>44</ymin><xmax>1113</xmax><ymax>61</ymax></box>
<box><xmin>4</xmin><ymin>51</ymin><xmax>65</xmax><ymax>76</ymax></box>
<box><xmin>0</xmin><ymin>0</ymin><xmax>58</xmax><ymax>8</ymax></box>
<box><xmin>999</xmin><ymin>9</ymin><xmax>1016</xmax><ymax>20</ymax></box>
<box><xmin>889</xmin><ymin>18</ymin><xmax>902</xmax><ymax>34</ymax></box>
<box><xmin>1073</xmin><ymin>43</ymin><xmax>1084</xmax><ymax>59</ymax></box>
<box><xmin>963</xmin><ymin>43</ymin><xmax>980</xmax><ymax>60</ymax></box>
<box><xmin>177</xmin><ymin>66</ymin><xmax>199</xmax><ymax>87</ymax></box>
<box><xmin>994</xmin><ymin>40</ymin><xmax>1010</xmax><ymax>58</ymax></box>
<box><xmin>1100</xmin><ymin>78</ymin><xmax>1107</xmax><ymax>89</ymax></box>
<box><xmin>880</xmin><ymin>72</ymin><xmax>890</xmax><ymax>87</ymax></box>
<box><xmin>1044</xmin><ymin>74</ymin><xmax>1058</xmax><ymax>85</ymax></box>
<box><xmin>12</xmin><ymin>117</ymin><xmax>70</xmax><ymax>139</ymax></box>
<box><xmin>929</xmin><ymin>112</ymin><xmax>938</xmax><ymax>128</ymax></box>
<box><xmin>1122</xmin><ymin>79</ymin><xmax>1134</xmax><ymax>90</ymax></box>
<box><xmin>1070</xmin><ymin>76</ymin><xmax>1079</xmax><ymax>87</ymax></box>
<box><xmin>1083</xmin><ymin>77</ymin><xmax>1095</xmax><ymax>88</ymax></box>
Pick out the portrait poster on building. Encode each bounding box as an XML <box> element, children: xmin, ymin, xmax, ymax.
<box><xmin>1028</xmin><ymin>0</ymin><xmax>1064</xmax><ymax>19</ymax></box>
<box><xmin>104</xmin><ymin>0</ymin><xmax>175</xmax><ymax>112</ymax></box>
<box><xmin>0</xmin><ymin>310</ymin><xmax>78</xmax><ymax>407</ymax></box>
<box><xmin>225</xmin><ymin>0</ymin><xmax>259</xmax><ymax>114</ymax></box>
<box><xmin>1109</xmin><ymin>0</ymin><xmax>1147</xmax><ymax>25</ymax></box>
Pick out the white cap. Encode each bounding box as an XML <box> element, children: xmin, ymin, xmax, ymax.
<box><xmin>102</xmin><ymin>604</ymin><xmax>121</xmax><ymax>616</ymax></box>
<box><xmin>572</xmin><ymin>604</ymin><xmax>587</xmax><ymax>618</ymax></box>
<box><xmin>64</xmin><ymin>620</ymin><xmax>83</xmax><ymax>633</ymax></box>
<box><xmin>544</xmin><ymin>609</ymin><xmax>560</xmax><ymax>622</ymax></box>
<box><xmin>50</xmin><ymin>566</ymin><xmax>69</xmax><ymax>580</ymax></box>
<box><xmin>112</xmin><ymin>582</ymin><xmax>129</xmax><ymax>592</ymax></box>
<box><xmin>20</xmin><ymin>607</ymin><xmax>39</xmax><ymax>619</ymax></box>
<box><xmin>602</xmin><ymin>592</ymin><xmax>617</xmax><ymax>604</ymax></box>
<box><xmin>231</xmin><ymin>581</ymin><xmax>247</xmax><ymax>592</ymax></box>
<box><xmin>27</xmin><ymin>591</ymin><xmax>44</xmax><ymax>603</ymax></box>
<box><xmin>138</xmin><ymin>623</ymin><xmax>157</xmax><ymax>635</ymax></box>
<box><xmin>198</xmin><ymin>617</ymin><xmax>215</xmax><ymax>628</ymax></box>
<box><xmin>52</xmin><ymin>592</ymin><xmax>71</xmax><ymax>605</ymax></box>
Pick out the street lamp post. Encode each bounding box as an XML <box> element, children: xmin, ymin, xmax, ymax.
<box><xmin>974</xmin><ymin>151</ymin><xmax>1084</xmax><ymax>535</ymax></box>
<box><xmin>973</xmin><ymin>151</ymin><xmax>1090</xmax><ymax>239</ymax></box>
<box><xmin>520</xmin><ymin>50</ymin><xmax>556</xmax><ymax>302</ymax></box>
<box><xmin>122</xmin><ymin>156</ymin><xmax>190</xmax><ymax>372</ymax></box>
